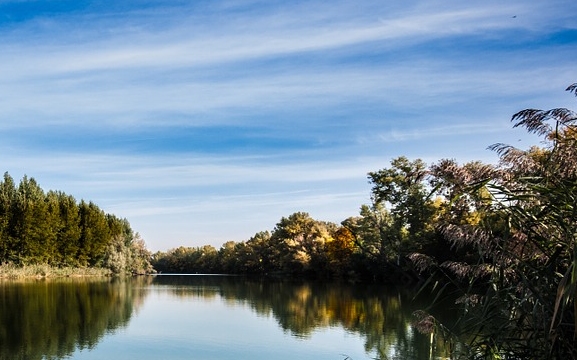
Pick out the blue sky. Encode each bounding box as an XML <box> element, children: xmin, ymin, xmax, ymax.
<box><xmin>1</xmin><ymin>0</ymin><xmax>576</xmax><ymax>251</ymax></box>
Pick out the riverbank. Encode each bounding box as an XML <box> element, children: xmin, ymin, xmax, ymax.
<box><xmin>0</xmin><ymin>263</ymin><xmax>113</xmax><ymax>279</ymax></box>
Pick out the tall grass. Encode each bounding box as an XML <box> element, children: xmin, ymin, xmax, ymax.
<box><xmin>0</xmin><ymin>263</ymin><xmax>112</xmax><ymax>279</ymax></box>
<box><xmin>411</xmin><ymin>82</ymin><xmax>577</xmax><ymax>358</ymax></box>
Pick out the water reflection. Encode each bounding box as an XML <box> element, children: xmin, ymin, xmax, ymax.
<box><xmin>152</xmin><ymin>276</ymin><xmax>454</xmax><ymax>359</ymax></box>
<box><xmin>0</xmin><ymin>277</ymin><xmax>150</xmax><ymax>360</ymax></box>
<box><xmin>1</xmin><ymin>276</ymin><xmax>455</xmax><ymax>360</ymax></box>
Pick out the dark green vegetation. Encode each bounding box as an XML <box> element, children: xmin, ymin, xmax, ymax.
<box><xmin>0</xmin><ymin>174</ymin><xmax>153</xmax><ymax>275</ymax></box>
<box><xmin>153</xmin><ymin>82</ymin><xmax>577</xmax><ymax>358</ymax></box>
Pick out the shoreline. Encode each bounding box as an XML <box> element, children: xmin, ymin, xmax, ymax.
<box><xmin>0</xmin><ymin>263</ymin><xmax>113</xmax><ymax>279</ymax></box>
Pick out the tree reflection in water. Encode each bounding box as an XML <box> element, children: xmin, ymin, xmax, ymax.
<box><xmin>153</xmin><ymin>276</ymin><xmax>455</xmax><ymax>359</ymax></box>
<box><xmin>0</xmin><ymin>277</ymin><xmax>150</xmax><ymax>360</ymax></box>
<box><xmin>1</xmin><ymin>276</ymin><xmax>455</xmax><ymax>360</ymax></box>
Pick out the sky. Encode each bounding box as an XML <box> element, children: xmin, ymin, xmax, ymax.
<box><xmin>0</xmin><ymin>0</ymin><xmax>576</xmax><ymax>251</ymax></box>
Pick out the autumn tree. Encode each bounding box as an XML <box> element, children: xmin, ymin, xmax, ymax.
<box><xmin>269</xmin><ymin>212</ymin><xmax>335</xmax><ymax>275</ymax></box>
<box><xmin>325</xmin><ymin>226</ymin><xmax>356</xmax><ymax>277</ymax></box>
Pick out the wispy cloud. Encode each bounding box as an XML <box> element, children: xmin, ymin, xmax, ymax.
<box><xmin>0</xmin><ymin>2</ymin><xmax>550</xmax><ymax>77</ymax></box>
<box><xmin>0</xmin><ymin>0</ymin><xmax>575</xmax><ymax>249</ymax></box>
<box><xmin>1</xmin><ymin>1</ymin><xmax>572</xmax><ymax>127</ymax></box>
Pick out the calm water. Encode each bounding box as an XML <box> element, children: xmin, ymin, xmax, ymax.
<box><xmin>0</xmin><ymin>275</ymin><xmax>457</xmax><ymax>360</ymax></box>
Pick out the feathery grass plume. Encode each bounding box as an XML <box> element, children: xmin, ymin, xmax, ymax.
<box><xmin>409</xmin><ymin>81</ymin><xmax>577</xmax><ymax>358</ymax></box>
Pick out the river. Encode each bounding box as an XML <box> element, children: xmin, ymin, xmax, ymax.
<box><xmin>0</xmin><ymin>275</ymin><xmax>459</xmax><ymax>360</ymax></box>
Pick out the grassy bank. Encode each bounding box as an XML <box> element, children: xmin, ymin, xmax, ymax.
<box><xmin>0</xmin><ymin>263</ymin><xmax>113</xmax><ymax>279</ymax></box>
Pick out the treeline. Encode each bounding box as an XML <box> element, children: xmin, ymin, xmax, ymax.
<box><xmin>153</xmin><ymin>82</ymin><xmax>577</xmax><ymax>358</ymax></box>
<box><xmin>151</xmin><ymin>158</ymin><xmax>479</xmax><ymax>282</ymax></box>
<box><xmin>0</xmin><ymin>173</ymin><xmax>152</xmax><ymax>274</ymax></box>
<box><xmin>153</xmin><ymin>215</ymin><xmax>366</xmax><ymax>278</ymax></box>
<box><xmin>150</xmin><ymin>157</ymin><xmax>466</xmax><ymax>282</ymax></box>
<box><xmin>152</xmin><ymin>207</ymin><xmax>441</xmax><ymax>282</ymax></box>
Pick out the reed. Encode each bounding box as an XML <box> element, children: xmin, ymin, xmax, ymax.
<box><xmin>0</xmin><ymin>262</ymin><xmax>112</xmax><ymax>279</ymax></box>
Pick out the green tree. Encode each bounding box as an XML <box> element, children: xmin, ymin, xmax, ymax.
<box><xmin>129</xmin><ymin>233</ymin><xmax>154</xmax><ymax>274</ymax></box>
<box><xmin>196</xmin><ymin>245</ymin><xmax>218</xmax><ymax>273</ymax></box>
<box><xmin>241</xmin><ymin>231</ymin><xmax>272</xmax><ymax>274</ymax></box>
<box><xmin>343</xmin><ymin>204</ymin><xmax>394</xmax><ymax>266</ymax></box>
<box><xmin>103</xmin><ymin>230</ymin><xmax>153</xmax><ymax>275</ymax></box>
<box><xmin>269</xmin><ymin>212</ymin><xmax>334</xmax><ymax>275</ymax></box>
<box><xmin>0</xmin><ymin>172</ymin><xmax>17</xmax><ymax>262</ymax></box>
<box><xmin>78</xmin><ymin>201</ymin><xmax>111</xmax><ymax>266</ymax></box>
<box><xmin>428</xmin><ymin>159</ymin><xmax>497</xmax><ymax>226</ymax></box>
<box><xmin>12</xmin><ymin>176</ymin><xmax>56</xmax><ymax>264</ymax></box>
<box><xmin>52</xmin><ymin>191</ymin><xmax>82</xmax><ymax>266</ymax></box>
<box><xmin>218</xmin><ymin>241</ymin><xmax>242</xmax><ymax>273</ymax></box>
<box><xmin>369</xmin><ymin>157</ymin><xmax>435</xmax><ymax>238</ymax></box>
<box><xmin>362</xmin><ymin>157</ymin><xmax>439</xmax><ymax>272</ymax></box>
<box><xmin>0</xmin><ymin>173</ymin><xmax>150</xmax><ymax>270</ymax></box>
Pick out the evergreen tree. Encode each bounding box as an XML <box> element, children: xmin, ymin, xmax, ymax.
<box><xmin>78</xmin><ymin>201</ymin><xmax>111</xmax><ymax>266</ymax></box>
<box><xmin>52</xmin><ymin>191</ymin><xmax>81</xmax><ymax>266</ymax></box>
<box><xmin>12</xmin><ymin>176</ymin><xmax>54</xmax><ymax>264</ymax></box>
<box><xmin>0</xmin><ymin>173</ymin><xmax>17</xmax><ymax>262</ymax></box>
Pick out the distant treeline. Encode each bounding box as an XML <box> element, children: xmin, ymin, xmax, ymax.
<box><xmin>0</xmin><ymin>173</ymin><xmax>152</xmax><ymax>274</ymax></box>
<box><xmin>151</xmin><ymin>209</ymin><xmax>441</xmax><ymax>283</ymax></box>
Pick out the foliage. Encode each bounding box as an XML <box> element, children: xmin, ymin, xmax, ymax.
<box><xmin>368</xmin><ymin>157</ymin><xmax>435</xmax><ymax>244</ymax></box>
<box><xmin>153</xmin><ymin>213</ymin><xmax>345</xmax><ymax>278</ymax></box>
<box><xmin>325</xmin><ymin>226</ymin><xmax>356</xmax><ymax>277</ymax></box>
<box><xmin>0</xmin><ymin>173</ymin><xmax>153</xmax><ymax>275</ymax></box>
<box><xmin>410</xmin><ymin>82</ymin><xmax>577</xmax><ymax>359</ymax></box>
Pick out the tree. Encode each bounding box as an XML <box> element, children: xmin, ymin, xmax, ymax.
<box><xmin>78</xmin><ymin>201</ymin><xmax>111</xmax><ymax>266</ymax></box>
<box><xmin>0</xmin><ymin>172</ymin><xmax>17</xmax><ymax>262</ymax></box>
<box><xmin>218</xmin><ymin>241</ymin><xmax>243</xmax><ymax>273</ymax></box>
<box><xmin>0</xmin><ymin>173</ymin><xmax>150</xmax><ymax>271</ymax></box>
<box><xmin>12</xmin><ymin>176</ymin><xmax>56</xmax><ymax>264</ymax></box>
<box><xmin>367</xmin><ymin>157</ymin><xmax>438</xmax><ymax>265</ymax></box>
<box><xmin>343</xmin><ymin>203</ymin><xmax>394</xmax><ymax>266</ymax></box>
<box><xmin>241</xmin><ymin>231</ymin><xmax>272</xmax><ymax>274</ymax></box>
<box><xmin>103</xmin><ymin>229</ymin><xmax>153</xmax><ymax>275</ymax></box>
<box><xmin>128</xmin><ymin>233</ymin><xmax>154</xmax><ymax>274</ymax></box>
<box><xmin>51</xmin><ymin>191</ymin><xmax>81</xmax><ymax>266</ymax></box>
<box><xmin>428</xmin><ymin>159</ymin><xmax>497</xmax><ymax>226</ymax></box>
<box><xmin>269</xmin><ymin>212</ymin><xmax>334</xmax><ymax>275</ymax></box>
<box><xmin>196</xmin><ymin>245</ymin><xmax>218</xmax><ymax>273</ymax></box>
<box><xmin>325</xmin><ymin>226</ymin><xmax>356</xmax><ymax>277</ymax></box>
